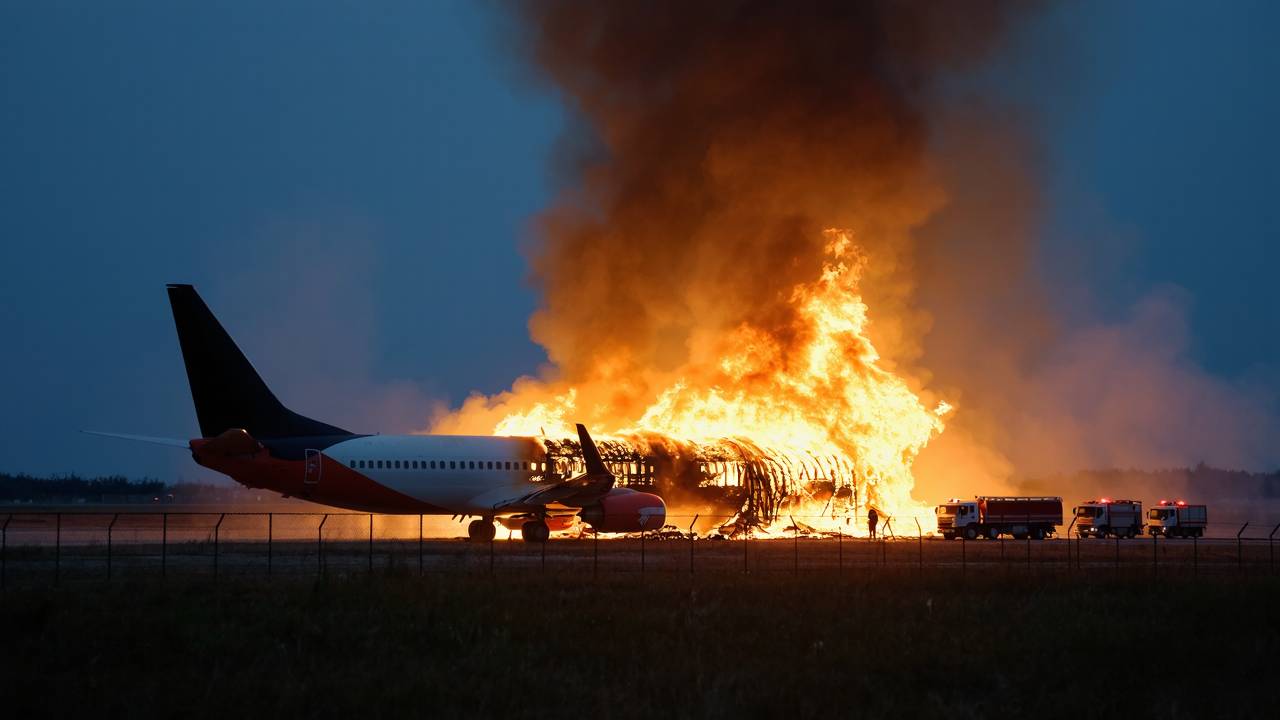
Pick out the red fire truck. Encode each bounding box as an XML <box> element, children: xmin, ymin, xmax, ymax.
<box><xmin>936</xmin><ymin>496</ymin><xmax>1063</xmax><ymax>540</ymax></box>
<box><xmin>1146</xmin><ymin>500</ymin><xmax>1208</xmax><ymax>538</ymax></box>
<box><xmin>1073</xmin><ymin>498</ymin><xmax>1143</xmax><ymax>538</ymax></box>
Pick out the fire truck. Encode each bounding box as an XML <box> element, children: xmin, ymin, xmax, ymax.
<box><xmin>1146</xmin><ymin>500</ymin><xmax>1208</xmax><ymax>538</ymax></box>
<box><xmin>1073</xmin><ymin>498</ymin><xmax>1143</xmax><ymax>538</ymax></box>
<box><xmin>936</xmin><ymin>496</ymin><xmax>1063</xmax><ymax>540</ymax></box>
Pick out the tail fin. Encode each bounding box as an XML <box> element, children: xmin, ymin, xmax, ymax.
<box><xmin>166</xmin><ymin>284</ymin><xmax>352</xmax><ymax>438</ymax></box>
<box><xmin>576</xmin><ymin>423</ymin><xmax>612</xmax><ymax>478</ymax></box>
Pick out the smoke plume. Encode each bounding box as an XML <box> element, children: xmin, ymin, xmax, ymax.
<box><xmin>434</xmin><ymin>0</ymin><xmax>1279</xmax><ymax>503</ymax></box>
<box><xmin>437</xmin><ymin>0</ymin><xmax>1033</xmax><ymax>430</ymax></box>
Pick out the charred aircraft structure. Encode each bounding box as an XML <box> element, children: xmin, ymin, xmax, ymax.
<box><xmin>539</xmin><ymin>433</ymin><xmax>864</xmax><ymax>527</ymax></box>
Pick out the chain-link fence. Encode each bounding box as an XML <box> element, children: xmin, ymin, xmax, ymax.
<box><xmin>2</xmin><ymin>511</ymin><xmax>1278</xmax><ymax>587</ymax></box>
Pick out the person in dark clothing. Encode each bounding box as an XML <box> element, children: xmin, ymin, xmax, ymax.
<box><xmin>867</xmin><ymin>507</ymin><xmax>879</xmax><ymax>539</ymax></box>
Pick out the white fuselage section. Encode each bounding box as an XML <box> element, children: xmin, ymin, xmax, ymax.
<box><xmin>324</xmin><ymin>434</ymin><xmax>553</xmax><ymax>514</ymax></box>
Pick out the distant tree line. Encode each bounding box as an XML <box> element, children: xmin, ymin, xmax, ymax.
<box><xmin>0</xmin><ymin>473</ymin><xmax>256</xmax><ymax>504</ymax></box>
<box><xmin>1019</xmin><ymin>463</ymin><xmax>1280</xmax><ymax>500</ymax></box>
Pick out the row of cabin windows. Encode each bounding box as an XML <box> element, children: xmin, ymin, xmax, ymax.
<box><xmin>349</xmin><ymin>459</ymin><xmax>547</xmax><ymax>472</ymax></box>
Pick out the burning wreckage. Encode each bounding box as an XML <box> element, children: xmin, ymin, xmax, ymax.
<box><xmin>537</xmin><ymin>433</ymin><xmax>867</xmax><ymax>535</ymax></box>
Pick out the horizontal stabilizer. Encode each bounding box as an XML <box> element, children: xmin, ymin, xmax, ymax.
<box><xmin>82</xmin><ymin>430</ymin><xmax>190</xmax><ymax>449</ymax></box>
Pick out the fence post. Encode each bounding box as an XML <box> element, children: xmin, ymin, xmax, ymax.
<box><xmin>688</xmin><ymin>515</ymin><xmax>698</xmax><ymax>575</ymax></box>
<box><xmin>55</xmin><ymin>512</ymin><xmax>61</xmax><ymax>586</ymax></box>
<box><xmin>267</xmin><ymin>513</ymin><xmax>273</xmax><ymax>577</ymax></box>
<box><xmin>2</xmin><ymin>514</ymin><xmax>10</xmax><ymax>591</ymax></box>
<box><xmin>1152</xmin><ymin>530</ymin><xmax>1157</xmax><ymax>577</ymax></box>
<box><xmin>368</xmin><ymin>514</ymin><xmax>374</xmax><ymax>575</ymax></box>
<box><xmin>639</xmin><ymin>529</ymin><xmax>645</xmax><ymax>576</ymax></box>
<box><xmin>1237</xmin><ymin>522</ymin><xmax>1249</xmax><ymax>573</ymax></box>
<box><xmin>107</xmin><ymin>514</ymin><xmax>118</xmax><ymax>582</ymax></box>
<box><xmin>318</xmin><ymin>514</ymin><xmax>328</xmax><ymax>577</ymax></box>
<box><xmin>488</xmin><ymin>523</ymin><xmax>494</xmax><ymax>576</ymax></box>
<box><xmin>790</xmin><ymin>515</ymin><xmax>799</xmax><ymax>576</ymax></box>
<box><xmin>214</xmin><ymin>513</ymin><xmax>225</xmax><ymax>581</ymax></box>
<box><xmin>1270</xmin><ymin>523</ymin><xmax>1280</xmax><ymax>573</ymax></box>
<box><xmin>593</xmin><ymin>528</ymin><xmax>599</xmax><ymax>579</ymax></box>
<box><xmin>1193</xmin><ymin>534</ymin><xmax>1198</xmax><ymax>577</ymax></box>
<box><xmin>743</xmin><ymin>528</ymin><xmax>749</xmax><ymax>574</ymax></box>
<box><xmin>837</xmin><ymin>522</ymin><xmax>843</xmax><ymax>574</ymax></box>
<box><xmin>961</xmin><ymin>535</ymin><xmax>966</xmax><ymax>576</ymax></box>
<box><xmin>1114</xmin><ymin>533</ymin><xmax>1119</xmax><ymax>575</ymax></box>
<box><xmin>915</xmin><ymin>518</ymin><xmax>922</xmax><ymax>572</ymax></box>
<box><xmin>1026</xmin><ymin>512</ymin><xmax>1031</xmax><ymax>572</ymax></box>
<box><xmin>418</xmin><ymin>514</ymin><xmax>424</xmax><ymax>576</ymax></box>
<box><xmin>1065</xmin><ymin>517</ymin><xmax>1076</xmax><ymax>571</ymax></box>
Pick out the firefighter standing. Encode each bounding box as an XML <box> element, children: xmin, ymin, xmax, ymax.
<box><xmin>867</xmin><ymin>507</ymin><xmax>879</xmax><ymax>539</ymax></box>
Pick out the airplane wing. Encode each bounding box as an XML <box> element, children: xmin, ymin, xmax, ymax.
<box><xmin>82</xmin><ymin>430</ymin><xmax>191</xmax><ymax>449</ymax></box>
<box><xmin>493</xmin><ymin>423</ymin><xmax>615</xmax><ymax>511</ymax></box>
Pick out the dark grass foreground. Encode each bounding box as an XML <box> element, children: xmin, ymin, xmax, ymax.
<box><xmin>1</xmin><ymin>571</ymin><xmax>1276</xmax><ymax>718</ymax></box>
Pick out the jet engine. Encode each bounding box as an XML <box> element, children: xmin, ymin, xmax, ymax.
<box><xmin>578</xmin><ymin>487</ymin><xmax>667</xmax><ymax>533</ymax></box>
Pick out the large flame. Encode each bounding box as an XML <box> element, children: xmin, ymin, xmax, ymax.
<box><xmin>481</xmin><ymin>230</ymin><xmax>948</xmax><ymax>534</ymax></box>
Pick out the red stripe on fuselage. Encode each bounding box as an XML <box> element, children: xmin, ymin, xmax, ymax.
<box><xmin>192</xmin><ymin>440</ymin><xmax>447</xmax><ymax>514</ymax></box>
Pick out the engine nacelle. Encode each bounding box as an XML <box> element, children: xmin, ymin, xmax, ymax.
<box><xmin>578</xmin><ymin>488</ymin><xmax>667</xmax><ymax>533</ymax></box>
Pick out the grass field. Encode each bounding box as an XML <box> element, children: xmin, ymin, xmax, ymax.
<box><xmin>2</xmin><ymin>570</ymin><xmax>1276</xmax><ymax>718</ymax></box>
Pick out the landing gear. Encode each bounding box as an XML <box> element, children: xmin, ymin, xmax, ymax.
<box><xmin>468</xmin><ymin>518</ymin><xmax>496</xmax><ymax>542</ymax></box>
<box><xmin>522</xmin><ymin>519</ymin><xmax>550</xmax><ymax>543</ymax></box>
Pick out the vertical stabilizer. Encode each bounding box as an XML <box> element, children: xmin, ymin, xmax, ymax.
<box><xmin>166</xmin><ymin>284</ymin><xmax>351</xmax><ymax>438</ymax></box>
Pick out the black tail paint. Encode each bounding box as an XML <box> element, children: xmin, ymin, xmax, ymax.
<box><xmin>166</xmin><ymin>284</ymin><xmax>352</xmax><ymax>439</ymax></box>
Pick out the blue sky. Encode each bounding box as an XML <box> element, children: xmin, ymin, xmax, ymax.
<box><xmin>1</xmin><ymin>1</ymin><xmax>1277</xmax><ymax>479</ymax></box>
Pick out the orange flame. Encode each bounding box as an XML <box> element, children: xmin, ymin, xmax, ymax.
<box><xmin>469</xmin><ymin>230</ymin><xmax>949</xmax><ymax>534</ymax></box>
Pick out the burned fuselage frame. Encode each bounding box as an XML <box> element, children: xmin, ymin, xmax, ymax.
<box><xmin>537</xmin><ymin>433</ymin><xmax>861</xmax><ymax>526</ymax></box>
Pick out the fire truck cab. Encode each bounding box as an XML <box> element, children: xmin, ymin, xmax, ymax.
<box><xmin>1073</xmin><ymin>498</ymin><xmax>1143</xmax><ymax>539</ymax></box>
<box><xmin>936</xmin><ymin>499</ymin><xmax>981</xmax><ymax>540</ymax></box>
<box><xmin>1147</xmin><ymin>500</ymin><xmax>1207</xmax><ymax>538</ymax></box>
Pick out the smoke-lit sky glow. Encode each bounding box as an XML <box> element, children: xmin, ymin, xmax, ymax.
<box><xmin>1</xmin><ymin>0</ymin><xmax>1277</xmax><ymax>483</ymax></box>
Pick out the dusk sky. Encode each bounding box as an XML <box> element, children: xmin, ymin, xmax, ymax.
<box><xmin>2</xmin><ymin>0</ymin><xmax>1277</xmax><ymax>480</ymax></box>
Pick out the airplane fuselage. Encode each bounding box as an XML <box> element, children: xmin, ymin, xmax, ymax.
<box><xmin>194</xmin><ymin>433</ymin><xmax>557</xmax><ymax>516</ymax></box>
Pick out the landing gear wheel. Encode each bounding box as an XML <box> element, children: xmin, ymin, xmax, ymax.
<box><xmin>468</xmin><ymin>518</ymin><xmax>496</xmax><ymax>542</ymax></box>
<box><xmin>963</xmin><ymin>526</ymin><xmax>977</xmax><ymax>541</ymax></box>
<box><xmin>522</xmin><ymin>520</ymin><xmax>550</xmax><ymax>543</ymax></box>
<box><xmin>986</xmin><ymin>526</ymin><xmax>1000</xmax><ymax>541</ymax></box>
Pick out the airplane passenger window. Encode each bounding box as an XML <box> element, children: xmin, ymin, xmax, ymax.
<box><xmin>469</xmin><ymin>461</ymin><xmax>476</xmax><ymax>469</ymax></box>
<box><xmin>393</xmin><ymin>460</ymin><xmax>400</xmax><ymax>469</ymax></box>
<box><xmin>377</xmin><ymin>460</ymin><xmax>383</xmax><ymax>469</ymax></box>
<box><xmin>487</xmin><ymin>461</ymin><xmax>494</xmax><ymax>470</ymax></box>
<box><xmin>349</xmin><ymin>461</ymin><xmax>355</xmax><ymax>468</ymax></box>
<box><xmin>429</xmin><ymin>460</ymin><xmax>435</xmax><ymax>469</ymax></box>
<box><xmin>410</xmin><ymin>461</ymin><xmax>417</xmax><ymax>469</ymax></box>
<box><xmin>505</xmin><ymin>461</ymin><xmax>511</xmax><ymax>470</ymax></box>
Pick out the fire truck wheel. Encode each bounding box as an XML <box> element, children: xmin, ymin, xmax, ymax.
<box><xmin>1032</xmin><ymin>527</ymin><xmax>1046</xmax><ymax>540</ymax></box>
<box><xmin>963</xmin><ymin>527</ymin><xmax>977</xmax><ymax>541</ymax></box>
<box><xmin>941</xmin><ymin>532</ymin><xmax>955</xmax><ymax>541</ymax></box>
<box><xmin>986</xmin><ymin>527</ymin><xmax>1000</xmax><ymax>540</ymax></box>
